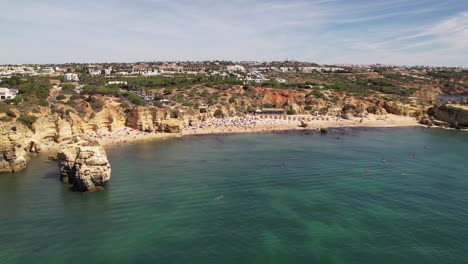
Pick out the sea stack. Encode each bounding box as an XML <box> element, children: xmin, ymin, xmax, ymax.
<box><xmin>57</xmin><ymin>135</ymin><xmax>111</xmax><ymax>192</ymax></box>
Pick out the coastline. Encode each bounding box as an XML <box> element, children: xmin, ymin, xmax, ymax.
<box><xmin>40</xmin><ymin>114</ymin><xmax>422</xmax><ymax>154</ymax></box>
<box><xmin>180</xmin><ymin>114</ymin><xmax>423</xmax><ymax>137</ymax></box>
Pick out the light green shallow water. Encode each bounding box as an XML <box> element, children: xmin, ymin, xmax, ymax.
<box><xmin>0</xmin><ymin>127</ymin><xmax>467</xmax><ymax>264</ymax></box>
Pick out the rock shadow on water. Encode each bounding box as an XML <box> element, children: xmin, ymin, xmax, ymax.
<box><xmin>42</xmin><ymin>171</ymin><xmax>58</xmax><ymax>180</ymax></box>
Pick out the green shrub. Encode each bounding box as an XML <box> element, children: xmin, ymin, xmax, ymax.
<box><xmin>263</xmin><ymin>103</ymin><xmax>275</xmax><ymax>108</ymax></box>
<box><xmin>287</xmin><ymin>109</ymin><xmax>296</xmax><ymax>115</ymax></box>
<box><xmin>69</xmin><ymin>94</ymin><xmax>85</xmax><ymax>100</ymax></box>
<box><xmin>170</xmin><ymin>109</ymin><xmax>180</xmax><ymax>118</ymax></box>
<box><xmin>182</xmin><ymin>101</ymin><xmax>194</xmax><ymax>107</ymax></box>
<box><xmin>154</xmin><ymin>93</ymin><xmax>164</xmax><ymax>100</ymax></box>
<box><xmin>10</xmin><ymin>95</ymin><xmax>23</xmax><ymax>105</ymax></box>
<box><xmin>90</xmin><ymin>99</ymin><xmax>105</xmax><ymax>112</ymax></box>
<box><xmin>6</xmin><ymin>110</ymin><xmax>16</xmax><ymax>118</ymax></box>
<box><xmin>56</xmin><ymin>95</ymin><xmax>66</xmax><ymax>101</ymax></box>
<box><xmin>126</xmin><ymin>93</ymin><xmax>144</xmax><ymax>106</ymax></box>
<box><xmin>120</xmin><ymin>102</ymin><xmax>130</xmax><ymax>109</ymax></box>
<box><xmin>163</xmin><ymin>87</ymin><xmax>174</xmax><ymax>95</ymax></box>
<box><xmin>308</xmin><ymin>88</ymin><xmax>326</xmax><ymax>99</ymax></box>
<box><xmin>38</xmin><ymin>99</ymin><xmax>49</xmax><ymax>107</ymax></box>
<box><xmin>61</xmin><ymin>84</ymin><xmax>76</xmax><ymax>94</ymax></box>
<box><xmin>17</xmin><ymin>115</ymin><xmax>38</xmax><ymax>129</ymax></box>
<box><xmin>154</xmin><ymin>101</ymin><xmax>164</xmax><ymax>108</ymax></box>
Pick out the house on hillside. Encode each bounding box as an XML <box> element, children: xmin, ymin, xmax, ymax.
<box><xmin>226</xmin><ymin>65</ymin><xmax>246</xmax><ymax>72</ymax></box>
<box><xmin>64</xmin><ymin>73</ymin><xmax>79</xmax><ymax>82</ymax></box>
<box><xmin>0</xmin><ymin>88</ymin><xmax>18</xmax><ymax>100</ymax></box>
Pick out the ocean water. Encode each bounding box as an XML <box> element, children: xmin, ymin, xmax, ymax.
<box><xmin>0</xmin><ymin>127</ymin><xmax>467</xmax><ymax>264</ymax></box>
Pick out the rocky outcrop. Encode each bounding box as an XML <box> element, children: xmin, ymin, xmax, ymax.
<box><xmin>32</xmin><ymin>114</ymin><xmax>73</xmax><ymax>143</ymax></box>
<box><xmin>66</xmin><ymin>112</ymin><xmax>87</xmax><ymax>135</ymax></box>
<box><xmin>259</xmin><ymin>88</ymin><xmax>303</xmax><ymax>108</ymax></box>
<box><xmin>0</xmin><ymin>122</ymin><xmax>36</xmax><ymax>173</ymax></box>
<box><xmin>382</xmin><ymin>101</ymin><xmax>421</xmax><ymax>117</ymax></box>
<box><xmin>428</xmin><ymin>104</ymin><xmax>468</xmax><ymax>128</ymax></box>
<box><xmin>57</xmin><ymin>135</ymin><xmax>111</xmax><ymax>192</ymax></box>
<box><xmin>126</xmin><ymin>107</ymin><xmax>161</xmax><ymax>132</ymax></box>
<box><xmin>87</xmin><ymin>105</ymin><xmax>126</xmax><ymax>132</ymax></box>
<box><xmin>126</xmin><ymin>107</ymin><xmax>182</xmax><ymax>133</ymax></box>
<box><xmin>156</xmin><ymin>119</ymin><xmax>183</xmax><ymax>133</ymax></box>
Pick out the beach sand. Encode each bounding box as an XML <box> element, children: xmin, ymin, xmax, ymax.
<box><xmin>181</xmin><ymin>114</ymin><xmax>421</xmax><ymax>136</ymax></box>
<box><xmin>41</xmin><ymin>114</ymin><xmax>421</xmax><ymax>154</ymax></box>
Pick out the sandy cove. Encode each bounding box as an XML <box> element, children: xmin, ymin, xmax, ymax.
<box><xmin>41</xmin><ymin>128</ymin><xmax>181</xmax><ymax>153</ymax></box>
<box><xmin>41</xmin><ymin>114</ymin><xmax>421</xmax><ymax>153</ymax></box>
<box><xmin>182</xmin><ymin>114</ymin><xmax>422</xmax><ymax>136</ymax></box>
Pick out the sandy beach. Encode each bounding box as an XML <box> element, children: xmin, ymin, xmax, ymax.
<box><xmin>41</xmin><ymin>127</ymin><xmax>181</xmax><ymax>153</ymax></box>
<box><xmin>182</xmin><ymin>114</ymin><xmax>422</xmax><ymax>136</ymax></box>
<box><xmin>40</xmin><ymin>114</ymin><xmax>421</xmax><ymax>154</ymax></box>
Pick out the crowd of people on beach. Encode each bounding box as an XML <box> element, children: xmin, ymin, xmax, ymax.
<box><xmin>184</xmin><ymin>114</ymin><xmax>352</xmax><ymax>134</ymax></box>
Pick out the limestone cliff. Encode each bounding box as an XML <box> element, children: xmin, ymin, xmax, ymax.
<box><xmin>0</xmin><ymin>122</ymin><xmax>38</xmax><ymax>173</ymax></box>
<box><xmin>126</xmin><ymin>106</ymin><xmax>161</xmax><ymax>132</ymax></box>
<box><xmin>32</xmin><ymin>114</ymin><xmax>73</xmax><ymax>143</ymax></box>
<box><xmin>87</xmin><ymin>105</ymin><xmax>126</xmax><ymax>132</ymax></box>
<box><xmin>66</xmin><ymin>112</ymin><xmax>87</xmax><ymax>135</ymax></box>
<box><xmin>57</xmin><ymin>135</ymin><xmax>111</xmax><ymax>192</ymax></box>
<box><xmin>428</xmin><ymin>104</ymin><xmax>468</xmax><ymax>128</ymax></box>
<box><xmin>126</xmin><ymin>107</ymin><xmax>182</xmax><ymax>133</ymax></box>
<box><xmin>156</xmin><ymin>118</ymin><xmax>183</xmax><ymax>133</ymax></box>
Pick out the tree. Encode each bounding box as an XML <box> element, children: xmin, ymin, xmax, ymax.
<box><xmin>17</xmin><ymin>115</ymin><xmax>38</xmax><ymax>129</ymax></box>
<box><xmin>56</xmin><ymin>95</ymin><xmax>66</xmax><ymax>101</ymax></box>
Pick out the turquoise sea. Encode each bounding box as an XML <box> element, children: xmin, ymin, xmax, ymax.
<box><xmin>0</xmin><ymin>127</ymin><xmax>467</xmax><ymax>264</ymax></box>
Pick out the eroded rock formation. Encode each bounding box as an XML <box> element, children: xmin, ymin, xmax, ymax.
<box><xmin>126</xmin><ymin>107</ymin><xmax>182</xmax><ymax>133</ymax></box>
<box><xmin>32</xmin><ymin>114</ymin><xmax>73</xmax><ymax>143</ymax></box>
<box><xmin>0</xmin><ymin>122</ymin><xmax>37</xmax><ymax>173</ymax></box>
<box><xmin>57</xmin><ymin>135</ymin><xmax>111</xmax><ymax>192</ymax></box>
<box><xmin>87</xmin><ymin>105</ymin><xmax>126</xmax><ymax>132</ymax></box>
<box><xmin>428</xmin><ymin>104</ymin><xmax>468</xmax><ymax>128</ymax></box>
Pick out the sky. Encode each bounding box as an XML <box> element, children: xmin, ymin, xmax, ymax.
<box><xmin>0</xmin><ymin>0</ymin><xmax>467</xmax><ymax>66</ymax></box>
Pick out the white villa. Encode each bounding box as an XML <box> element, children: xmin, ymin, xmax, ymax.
<box><xmin>0</xmin><ymin>88</ymin><xmax>19</xmax><ymax>100</ymax></box>
<box><xmin>226</xmin><ymin>65</ymin><xmax>246</xmax><ymax>72</ymax></box>
<box><xmin>64</xmin><ymin>73</ymin><xmax>79</xmax><ymax>82</ymax></box>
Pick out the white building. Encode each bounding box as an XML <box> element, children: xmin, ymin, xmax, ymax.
<box><xmin>0</xmin><ymin>88</ymin><xmax>18</xmax><ymax>100</ymax></box>
<box><xmin>226</xmin><ymin>65</ymin><xmax>246</xmax><ymax>72</ymax></box>
<box><xmin>64</xmin><ymin>73</ymin><xmax>79</xmax><ymax>82</ymax></box>
<box><xmin>42</xmin><ymin>67</ymin><xmax>55</xmax><ymax>73</ymax></box>
<box><xmin>89</xmin><ymin>70</ymin><xmax>102</xmax><ymax>76</ymax></box>
<box><xmin>107</xmin><ymin>81</ymin><xmax>128</xmax><ymax>86</ymax></box>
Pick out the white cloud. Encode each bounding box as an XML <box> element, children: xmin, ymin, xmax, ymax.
<box><xmin>0</xmin><ymin>0</ymin><xmax>466</xmax><ymax>66</ymax></box>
